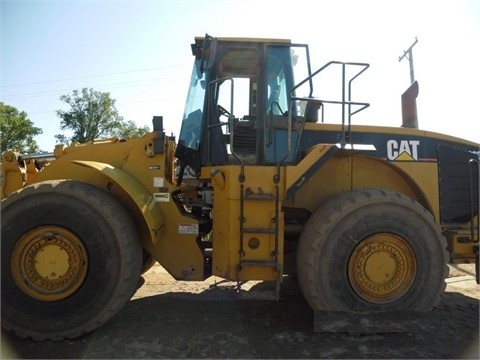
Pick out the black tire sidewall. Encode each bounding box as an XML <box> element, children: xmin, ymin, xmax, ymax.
<box><xmin>1</xmin><ymin>181</ymin><xmax>141</xmax><ymax>339</ymax></box>
<box><xmin>298</xmin><ymin>189</ymin><xmax>447</xmax><ymax>312</ymax></box>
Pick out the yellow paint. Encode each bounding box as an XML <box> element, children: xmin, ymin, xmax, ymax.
<box><xmin>24</xmin><ymin>135</ymin><xmax>205</xmax><ymax>281</ymax></box>
<box><xmin>204</xmin><ymin>165</ymin><xmax>284</xmax><ymax>281</ymax></box>
<box><xmin>71</xmin><ymin>160</ymin><xmax>164</xmax><ymax>245</ymax></box>
<box><xmin>348</xmin><ymin>233</ymin><xmax>417</xmax><ymax>304</ymax></box>
<box><xmin>11</xmin><ymin>226</ymin><xmax>88</xmax><ymax>302</ymax></box>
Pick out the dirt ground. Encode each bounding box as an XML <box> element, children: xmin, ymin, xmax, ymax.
<box><xmin>1</xmin><ymin>263</ymin><xmax>479</xmax><ymax>359</ymax></box>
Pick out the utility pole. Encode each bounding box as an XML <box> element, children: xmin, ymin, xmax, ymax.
<box><xmin>399</xmin><ymin>38</ymin><xmax>419</xmax><ymax>128</ymax></box>
<box><xmin>399</xmin><ymin>37</ymin><xmax>418</xmax><ymax>84</ymax></box>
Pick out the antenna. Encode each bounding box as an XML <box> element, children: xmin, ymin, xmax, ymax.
<box><xmin>399</xmin><ymin>37</ymin><xmax>418</xmax><ymax>84</ymax></box>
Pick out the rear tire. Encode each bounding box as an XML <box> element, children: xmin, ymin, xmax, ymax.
<box><xmin>297</xmin><ymin>188</ymin><xmax>448</xmax><ymax>311</ymax></box>
<box><xmin>1</xmin><ymin>180</ymin><xmax>142</xmax><ymax>340</ymax></box>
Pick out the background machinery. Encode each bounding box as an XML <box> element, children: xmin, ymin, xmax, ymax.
<box><xmin>1</xmin><ymin>35</ymin><xmax>479</xmax><ymax>341</ymax></box>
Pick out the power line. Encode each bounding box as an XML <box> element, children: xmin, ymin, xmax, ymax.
<box><xmin>2</xmin><ymin>64</ymin><xmax>190</xmax><ymax>88</ymax></box>
<box><xmin>1</xmin><ymin>74</ymin><xmax>187</xmax><ymax>100</ymax></box>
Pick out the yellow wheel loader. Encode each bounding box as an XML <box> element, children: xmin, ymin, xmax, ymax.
<box><xmin>1</xmin><ymin>35</ymin><xmax>479</xmax><ymax>341</ymax></box>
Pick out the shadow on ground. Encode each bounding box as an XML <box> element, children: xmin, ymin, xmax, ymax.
<box><xmin>2</xmin><ymin>283</ymin><xmax>479</xmax><ymax>359</ymax></box>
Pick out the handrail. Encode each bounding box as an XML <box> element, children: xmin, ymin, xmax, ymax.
<box><xmin>290</xmin><ymin>61</ymin><xmax>370</xmax><ymax>147</ymax></box>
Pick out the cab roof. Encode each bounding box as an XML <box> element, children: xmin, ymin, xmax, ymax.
<box><xmin>194</xmin><ymin>36</ymin><xmax>291</xmax><ymax>45</ymax></box>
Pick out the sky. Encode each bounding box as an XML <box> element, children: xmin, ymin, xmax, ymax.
<box><xmin>1</xmin><ymin>0</ymin><xmax>479</xmax><ymax>152</ymax></box>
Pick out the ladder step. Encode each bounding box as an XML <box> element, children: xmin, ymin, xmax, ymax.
<box><xmin>242</xmin><ymin>228</ymin><xmax>276</xmax><ymax>234</ymax></box>
<box><xmin>240</xmin><ymin>260</ymin><xmax>278</xmax><ymax>267</ymax></box>
<box><xmin>244</xmin><ymin>193</ymin><xmax>277</xmax><ymax>200</ymax></box>
<box><xmin>244</xmin><ymin>187</ymin><xmax>277</xmax><ymax>200</ymax></box>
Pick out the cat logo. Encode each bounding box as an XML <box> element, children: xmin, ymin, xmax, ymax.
<box><xmin>387</xmin><ymin>139</ymin><xmax>420</xmax><ymax>161</ymax></box>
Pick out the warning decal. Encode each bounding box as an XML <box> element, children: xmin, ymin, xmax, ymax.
<box><xmin>178</xmin><ymin>223</ymin><xmax>199</xmax><ymax>234</ymax></box>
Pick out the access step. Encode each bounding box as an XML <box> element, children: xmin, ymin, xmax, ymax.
<box><xmin>244</xmin><ymin>187</ymin><xmax>277</xmax><ymax>200</ymax></box>
<box><xmin>242</xmin><ymin>228</ymin><xmax>277</xmax><ymax>234</ymax></box>
<box><xmin>239</xmin><ymin>260</ymin><xmax>278</xmax><ymax>268</ymax></box>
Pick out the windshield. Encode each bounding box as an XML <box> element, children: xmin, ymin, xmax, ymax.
<box><xmin>178</xmin><ymin>59</ymin><xmax>206</xmax><ymax>151</ymax></box>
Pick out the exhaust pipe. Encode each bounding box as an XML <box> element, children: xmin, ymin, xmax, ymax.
<box><xmin>401</xmin><ymin>80</ymin><xmax>419</xmax><ymax>129</ymax></box>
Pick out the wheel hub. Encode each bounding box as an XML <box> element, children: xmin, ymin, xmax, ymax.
<box><xmin>11</xmin><ymin>226</ymin><xmax>88</xmax><ymax>302</ymax></box>
<box><xmin>348</xmin><ymin>233</ymin><xmax>416</xmax><ymax>304</ymax></box>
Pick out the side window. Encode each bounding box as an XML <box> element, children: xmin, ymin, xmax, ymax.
<box><xmin>217</xmin><ymin>77</ymin><xmax>251</xmax><ymax>125</ymax></box>
<box><xmin>216</xmin><ymin>48</ymin><xmax>259</xmax><ymax>159</ymax></box>
<box><xmin>267</xmin><ymin>68</ymin><xmax>288</xmax><ymax>115</ymax></box>
<box><xmin>217</xmin><ymin>77</ymin><xmax>257</xmax><ymax>157</ymax></box>
<box><xmin>290</xmin><ymin>46</ymin><xmax>311</xmax><ymax>118</ymax></box>
<box><xmin>265</xmin><ymin>45</ymin><xmax>309</xmax><ymax>164</ymax></box>
<box><xmin>217</xmin><ymin>48</ymin><xmax>258</xmax><ymax>123</ymax></box>
<box><xmin>266</xmin><ymin>48</ymin><xmax>290</xmax><ymax>116</ymax></box>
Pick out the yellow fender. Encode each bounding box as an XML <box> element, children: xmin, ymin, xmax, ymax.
<box><xmin>72</xmin><ymin>160</ymin><xmax>164</xmax><ymax>245</ymax></box>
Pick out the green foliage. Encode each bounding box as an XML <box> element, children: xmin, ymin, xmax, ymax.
<box><xmin>56</xmin><ymin>88</ymin><xmax>124</xmax><ymax>144</ymax></box>
<box><xmin>0</xmin><ymin>102</ymin><xmax>42</xmax><ymax>154</ymax></box>
<box><xmin>112</xmin><ymin>120</ymin><xmax>150</xmax><ymax>139</ymax></box>
<box><xmin>56</xmin><ymin>88</ymin><xmax>151</xmax><ymax>144</ymax></box>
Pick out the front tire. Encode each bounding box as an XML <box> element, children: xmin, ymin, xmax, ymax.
<box><xmin>1</xmin><ymin>180</ymin><xmax>142</xmax><ymax>340</ymax></box>
<box><xmin>297</xmin><ymin>188</ymin><xmax>448</xmax><ymax>312</ymax></box>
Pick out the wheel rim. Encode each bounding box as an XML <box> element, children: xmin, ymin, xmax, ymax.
<box><xmin>348</xmin><ymin>233</ymin><xmax>416</xmax><ymax>304</ymax></box>
<box><xmin>11</xmin><ymin>226</ymin><xmax>88</xmax><ymax>302</ymax></box>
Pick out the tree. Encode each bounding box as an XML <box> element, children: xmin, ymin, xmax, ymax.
<box><xmin>112</xmin><ymin>120</ymin><xmax>150</xmax><ymax>139</ymax></box>
<box><xmin>56</xmin><ymin>88</ymin><xmax>124</xmax><ymax>144</ymax></box>
<box><xmin>0</xmin><ymin>102</ymin><xmax>42</xmax><ymax>154</ymax></box>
